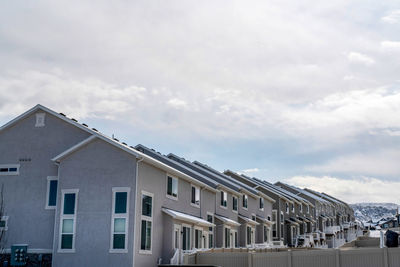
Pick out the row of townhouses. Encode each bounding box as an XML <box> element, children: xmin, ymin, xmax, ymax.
<box><xmin>0</xmin><ymin>105</ymin><xmax>362</xmax><ymax>267</ymax></box>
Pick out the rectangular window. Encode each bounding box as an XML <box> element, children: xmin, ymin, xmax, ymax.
<box><xmin>264</xmin><ymin>225</ymin><xmax>269</xmax><ymax>242</ymax></box>
<box><xmin>234</xmin><ymin>231</ymin><xmax>238</xmax><ymax>248</ymax></box>
<box><xmin>139</xmin><ymin>191</ymin><xmax>152</xmax><ymax>253</ymax></box>
<box><xmin>247</xmin><ymin>226</ymin><xmax>252</xmax><ymax>245</ymax></box>
<box><xmin>252</xmin><ymin>214</ymin><xmax>256</xmax><ymax>221</ymax></box>
<box><xmin>220</xmin><ymin>191</ymin><xmax>227</xmax><ymax>207</ymax></box>
<box><xmin>291</xmin><ymin>204</ymin><xmax>294</xmax><ymax>213</ymax></box>
<box><xmin>46</xmin><ymin>176</ymin><xmax>58</xmax><ymax>209</ymax></box>
<box><xmin>272</xmin><ymin>210</ymin><xmax>277</xmax><ymax>238</ymax></box>
<box><xmin>207</xmin><ymin>214</ymin><xmax>213</xmax><ymax>248</ymax></box>
<box><xmin>286</xmin><ymin>203</ymin><xmax>289</xmax><ymax>214</ymax></box>
<box><xmin>59</xmin><ymin>189</ymin><xmax>78</xmax><ymax>252</ymax></box>
<box><xmin>259</xmin><ymin>198</ymin><xmax>264</xmax><ymax>210</ymax></box>
<box><xmin>182</xmin><ymin>226</ymin><xmax>191</xmax><ymax>250</ymax></box>
<box><xmin>194</xmin><ymin>229</ymin><xmax>203</xmax><ymax>249</ymax></box>
<box><xmin>242</xmin><ymin>194</ymin><xmax>248</xmax><ymax>209</ymax></box>
<box><xmin>110</xmin><ymin>187</ymin><xmax>130</xmax><ymax>253</ymax></box>
<box><xmin>191</xmin><ymin>185</ymin><xmax>200</xmax><ymax>206</ymax></box>
<box><xmin>307</xmin><ymin>205</ymin><xmax>310</xmax><ymax>214</ymax></box>
<box><xmin>300</xmin><ymin>204</ymin><xmax>303</xmax><ymax>213</ymax></box>
<box><xmin>232</xmin><ymin>196</ymin><xmax>238</xmax><ymax>211</ymax></box>
<box><xmin>0</xmin><ymin>164</ymin><xmax>20</xmax><ymax>176</ymax></box>
<box><xmin>280</xmin><ymin>211</ymin><xmax>284</xmax><ymax>221</ymax></box>
<box><xmin>280</xmin><ymin>223</ymin><xmax>284</xmax><ymax>238</ymax></box>
<box><xmin>224</xmin><ymin>227</ymin><xmax>231</xmax><ymax>248</ymax></box>
<box><xmin>167</xmin><ymin>176</ymin><xmax>178</xmax><ymax>199</ymax></box>
<box><xmin>0</xmin><ymin>216</ymin><xmax>9</xmax><ymax>231</ymax></box>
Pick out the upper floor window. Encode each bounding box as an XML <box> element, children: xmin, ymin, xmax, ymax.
<box><xmin>110</xmin><ymin>188</ymin><xmax>130</xmax><ymax>253</ymax></box>
<box><xmin>166</xmin><ymin>176</ymin><xmax>178</xmax><ymax>199</ymax></box>
<box><xmin>259</xmin><ymin>198</ymin><xmax>264</xmax><ymax>210</ymax></box>
<box><xmin>191</xmin><ymin>185</ymin><xmax>200</xmax><ymax>207</ymax></box>
<box><xmin>0</xmin><ymin>216</ymin><xmax>9</xmax><ymax>231</ymax></box>
<box><xmin>232</xmin><ymin>196</ymin><xmax>238</xmax><ymax>212</ymax></box>
<box><xmin>0</xmin><ymin>164</ymin><xmax>20</xmax><ymax>176</ymax></box>
<box><xmin>207</xmin><ymin>214</ymin><xmax>214</xmax><ymax>248</ymax></box>
<box><xmin>242</xmin><ymin>194</ymin><xmax>248</xmax><ymax>209</ymax></box>
<box><xmin>220</xmin><ymin>191</ymin><xmax>227</xmax><ymax>207</ymax></box>
<box><xmin>299</xmin><ymin>204</ymin><xmax>303</xmax><ymax>213</ymax></box>
<box><xmin>46</xmin><ymin>176</ymin><xmax>58</xmax><ymax>209</ymax></box>
<box><xmin>285</xmin><ymin>203</ymin><xmax>289</xmax><ymax>214</ymax></box>
<box><xmin>291</xmin><ymin>204</ymin><xmax>294</xmax><ymax>213</ymax></box>
<box><xmin>251</xmin><ymin>214</ymin><xmax>256</xmax><ymax>221</ymax></box>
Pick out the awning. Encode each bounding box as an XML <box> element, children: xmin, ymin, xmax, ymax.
<box><xmin>214</xmin><ymin>214</ymin><xmax>241</xmax><ymax>227</ymax></box>
<box><xmin>306</xmin><ymin>217</ymin><xmax>316</xmax><ymax>223</ymax></box>
<box><xmin>291</xmin><ymin>217</ymin><xmax>302</xmax><ymax>224</ymax></box>
<box><xmin>238</xmin><ymin>215</ymin><xmax>260</xmax><ymax>226</ymax></box>
<box><xmin>285</xmin><ymin>218</ymin><xmax>299</xmax><ymax>226</ymax></box>
<box><xmin>320</xmin><ymin>214</ymin><xmax>327</xmax><ymax>219</ymax></box>
<box><xmin>162</xmin><ymin>208</ymin><xmax>215</xmax><ymax>227</ymax></box>
<box><xmin>256</xmin><ymin>216</ymin><xmax>275</xmax><ymax>225</ymax></box>
<box><xmin>297</xmin><ymin>216</ymin><xmax>310</xmax><ymax>223</ymax></box>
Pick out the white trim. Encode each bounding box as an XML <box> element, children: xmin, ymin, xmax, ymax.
<box><xmin>35</xmin><ymin>113</ymin><xmax>45</xmax><ymax>127</ymax></box>
<box><xmin>193</xmin><ymin>226</ymin><xmax>203</xmax><ymax>249</ymax></box>
<box><xmin>231</xmin><ymin>229</ymin><xmax>238</xmax><ymax>248</ymax></box>
<box><xmin>0</xmin><ymin>216</ymin><xmax>9</xmax><ymax>231</ymax></box>
<box><xmin>0</xmin><ymin>164</ymin><xmax>20</xmax><ymax>176</ymax></box>
<box><xmin>45</xmin><ymin>176</ymin><xmax>58</xmax><ymax>210</ymax></box>
<box><xmin>139</xmin><ymin>190</ymin><xmax>153</xmax><ymax>254</ymax></box>
<box><xmin>220</xmin><ymin>190</ymin><xmax>228</xmax><ymax>209</ymax></box>
<box><xmin>166</xmin><ymin>175</ymin><xmax>178</xmax><ymax>201</ymax></box>
<box><xmin>58</xmin><ymin>189</ymin><xmax>79</xmax><ymax>253</ymax></box>
<box><xmin>52</xmin><ymin>136</ymin><xmax>97</xmax><ymax>162</ymax></box>
<box><xmin>110</xmin><ymin>187</ymin><xmax>131</xmax><ymax>253</ymax></box>
<box><xmin>242</xmin><ymin>194</ymin><xmax>248</xmax><ymax>210</ymax></box>
<box><xmin>232</xmin><ymin>195</ymin><xmax>238</xmax><ymax>213</ymax></box>
<box><xmin>259</xmin><ymin>197</ymin><xmax>264</xmax><ymax>211</ymax></box>
<box><xmin>181</xmin><ymin>224</ymin><xmax>192</xmax><ymax>250</ymax></box>
<box><xmin>190</xmin><ymin>184</ymin><xmax>200</xmax><ymax>208</ymax></box>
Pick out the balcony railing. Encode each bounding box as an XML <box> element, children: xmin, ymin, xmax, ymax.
<box><xmin>325</xmin><ymin>226</ymin><xmax>341</xmax><ymax>235</ymax></box>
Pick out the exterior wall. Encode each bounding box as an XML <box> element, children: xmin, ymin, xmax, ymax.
<box><xmin>52</xmin><ymin>139</ymin><xmax>137</xmax><ymax>267</ymax></box>
<box><xmin>134</xmin><ymin>161</ymin><xmax>216</xmax><ymax>266</ymax></box>
<box><xmin>0</xmin><ymin>110</ymin><xmax>90</xmax><ymax>250</ymax></box>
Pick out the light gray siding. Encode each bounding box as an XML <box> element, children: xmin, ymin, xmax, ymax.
<box><xmin>52</xmin><ymin>139</ymin><xmax>137</xmax><ymax>267</ymax></box>
<box><xmin>0</xmin><ymin>110</ymin><xmax>90</xmax><ymax>250</ymax></box>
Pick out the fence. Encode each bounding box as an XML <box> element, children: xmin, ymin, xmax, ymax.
<box><xmin>184</xmin><ymin>247</ymin><xmax>400</xmax><ymax>267</ymax></box>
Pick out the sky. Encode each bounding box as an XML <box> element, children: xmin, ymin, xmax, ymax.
<box><xmin>0</xmin><ymin>0</ymin><xmax>399</xmax><ymax>204</ymax></box>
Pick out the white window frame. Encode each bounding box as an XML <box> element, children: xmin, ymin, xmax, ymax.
<box><xmin>272</xmin><ymin>210</ymin><xmax>277</xmax><ymax>238</ymax></box>
<box><xmin>299</xmin><ymin>204</ymin><xmax>303</xmax><ymax>213</ymax></box>
<box><xmin>251</xmin><ymin>213</ymin><xmax>256</xmax><ymax>221</ymax></box>
<box><xmin>110</xmin><ymin>187</ymin><xmax>131</xmax><ymax>253</ymax></box>
<box><xmin>190</xmin><ymin>184</ymin><xmax>200</xmax><ymax>208</ymax></box>
<box><xmin>139</xmin><ymin>190</ymin><xmax>153</xmax><ymax>254</ymax></box>
<box><xmin>220</xmin><ymin>190</ymin><xmax>227</xmax><ymax>209</ymax></box>
<box><xmin>35</xmin><ymin>113</ymin><xmax>45</xmax><ymax>127</ymax></box>
<box><xmin>58</xmin><ymin>189</ymin><xmax>79</xmax><ymax>253</ymax></box>
<box><xmin>223</xmin><ymin>225</ymin><xmax>232</xmax><ymax>248</ymax></box>
<box><xmin>232</xmin><ymin>229</ymin><xmax>238</xmax><ymax>248</ymax></box>
<box><xmin>242</xmin><ymin>194</ymin><xmax>248</xmax><ymax>210</ymax></box>
<box><xmin>207</xmin><ymin>212</ymin><xmax>214</xmax><ymax>248</ymax></box>
<box><xmin>232</xmin><ymin>196</ymin><xmax>238</xmax><ymax>213</ymax></box>
<box><xmin>286</xmin><ymin>202</ymin><xmax>289</xmax><ymax>214</ymax></box>
<box><xmin>0</xmin><ymin>216</ymin><xmax>9</xmax><ymax>231</ymax></box>
<box><xmin>0</xmin><ymin>164</ymin><xmax>20</xmax><ymax>176</ymax></box>
<box><xmin>194</xmin><ymin>226</ymin><xmax>203</xmax><ymax>249</ymax></box>
<box><xmin>45</xmin><ymin>176</ymin><xmax>58</xmax><ymax>209</ymax></box>
<box><xmin>166</xmin><ymin>175</ymin><xmax>178</xmax><ymax>201</ymax></box>
<box><xmin>182</xmin><ymin>223</ymin><xmax>192</xmax><ymax>250</ymax></box>
<box><xmin>291</xmin><ymin>203</ymin><xmax>295</xmax><ymax>213</ymax></box>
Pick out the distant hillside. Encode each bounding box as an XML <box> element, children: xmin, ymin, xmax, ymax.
<box><xmin>350</xmin><ymin>203</ymin><xmax>399</xmax><ymax>223</ymax></box>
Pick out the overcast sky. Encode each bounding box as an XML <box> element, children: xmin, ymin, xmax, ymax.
<box><xmin>1</xmin><ymin>0</ymin><xmax>400</xmax><ymax>204</ymax></box>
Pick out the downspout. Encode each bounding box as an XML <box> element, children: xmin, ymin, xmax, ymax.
<box><xmin>133</xmin><ymin>156</ymin><xmax>144</xmax><ymax>267</ymax></box>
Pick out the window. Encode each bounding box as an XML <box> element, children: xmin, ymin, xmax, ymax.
<box><xmin>280</xmin><ymin>211</ymin><xmax>284</xmax><ymax>221</ymax></box>
<box><xmin>59</xmin><ymin>189</ymin><xmax>78</xmax><ymax>252</ymax></box>
<box><xmin>300</xmin><ymin>204</ymin><xmax>303</xmax><ymax>213</ymax></box>
<box><xmin>46</xmin><ymin>176</ymin><xmax>58</xmax><ymax>209</ymax></box>
<box><xmin>272</xmin><ymin>210</ymin><xmax>277</xmax><ymax>238</ymax></box>
<box><xmin>232</xmin><ymin>196</ymin><xmax>238</xmax><ymax>212</ymax></box>
<box><xmin>207</xmin><ymin>214</ymin><xmax>214</xmax><ymax>248</ymax></box>
<box><xmin>0</xmin><ymin>216</ymin><xmax>9</xmax><ymax>231</ymax></box>
<box><xmin>0</xmin><ymin>164</ymin><xmax>20</xmax><ymax>176</ymax></box>
<box><xmin>246</xmin><ymin>226</ymin><xmax>252</xmax><ymax>245</ymax></box>
<box><xmin>111</xmin><ymin>188</ymin><xmax>130</xmax><ymax>253</ymax></box>
<box><xmin>259</xmin><ymin>198</ymin><xmax>264</xmax><ymax>210</ymax></box>
<box><xmin>224</xmin><ymin>227</ymin><xmax>231</xmax><ymax>248</ymax></box>
<box><xmin>306</xmin><ymin>205</ymin><xmax>309</xmax><ymax>213</ymax></box>
<box><xmin>139</xmin><ymin>191</ymin><xmax>152</xmax><ymax>253</ymax></box>
<box><xmin>220</xmin><ymin>191</ymin><xmax>227</xmax><ymax>207</ymax></box>
<box><xmin>242</xmin><ymin>194</ymin><xmax>248</xmax><ymax>209</ymax></box>
<box><xmin>285</xmin><ymin>203</ymin><xmax>289</xmax><ymax>214</ymax></box>
<box><xmin>191</xmin><ymin>185</ymin><xmax>200</xmax><ymax>207</ymax></box>
<box><xmin>167</xmin><ymin>176</ymin><xmax>178</xmax><ymax>199</ymax></box>
<box><xmin>264</xmin><ymin>225</ymin><xmax>269</xmax><ymax>243</ymax></box>
<box><xmin>234</xmin><ymin>231</ymin><xmax>238</xmax><ymax>248</ymax></box>
<box><xmin>194</xmin><ymin>228</ymin><xmax>203</xmax><ymax>249</ymax></box>
<box><xmin>280</xmin><ymin>223</ymin><xmax>284</xmax><ymax>238</ymax></box>
<box><xmin>252</xmin><ymin>214</ymin><xmax>256</xmax><ymax>221</ymax></box>
<box><xmin>291</xmin><ymin>204</ymin><xmax>294</xmax><ymax>213</ymax></box>
<box><xmin>182</xmin><ymin>226</ymin><xmax>191</xmax><ymax>250</ymax></box>
<box><xmin>35</xmin><ymin>113</ymin><xmax>45</xmax><ymax>127</ymax></box>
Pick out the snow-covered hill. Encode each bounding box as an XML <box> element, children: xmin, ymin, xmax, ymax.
<box><xmin>350</xmin><ymin>203</ymin><xmax>399</xmax><ymax>223</ymax></box>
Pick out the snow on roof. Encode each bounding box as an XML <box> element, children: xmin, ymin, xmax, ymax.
<box><xmin>214</xmin><ymin>214</ymin><xmax>241</xmax><ymax>227</ymax></box>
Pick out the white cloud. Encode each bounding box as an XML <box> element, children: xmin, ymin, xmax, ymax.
<box><xmin>306</xmin><ymin>149</ymin><xmax>400</xmax><ymax>176</ymax></box>
<box><xmin>347</xmin><ymin>52</ymin><xmax>375</xmax><ymax>66</ymax></box>
<box><xmin>381</xmin><ymin>41</ymin><xmax>400</xmax><ymax>52</ymax></box>
<box><xmin>167</xmin><ymin>98</ymin><xmax>188</xmax><ymax>109</ymax></box>
<box><xmin>284</xmin><ymin>175</ymin><xmax>400</xmax><ymax>204</ymax></box>
<box><xmin>381</xmin><ymin>10</ymin><xmax>400</xmax><ymax>24</ymax></box>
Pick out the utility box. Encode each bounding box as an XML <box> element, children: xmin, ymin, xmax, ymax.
<box><xmin>11</xmin><ymin>244</ymin><xmax>28</xmax><ymax>266</ymax></box>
